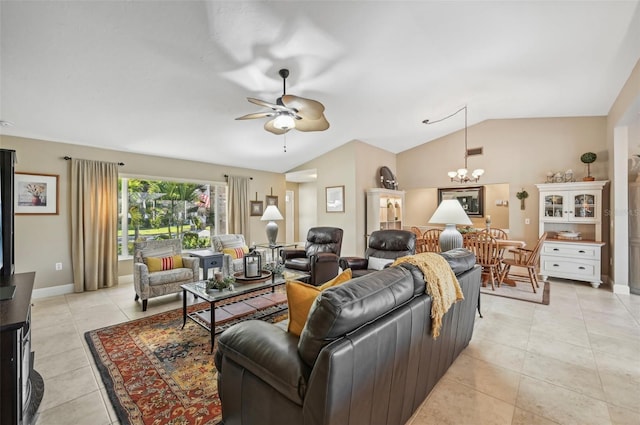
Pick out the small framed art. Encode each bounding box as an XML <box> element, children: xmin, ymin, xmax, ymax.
<box><xmin>250</xmin><ymin>200</ymin><xmax>264</xmax><ymax>217</ymax></box>
<box><xmin>15</xmin><ymin>172</ymin><xmax>59</xmax><ymax>215</ymax></box>
<box><xmin>326</xmin><ymin>186</ymin><xmax>345</xmax><ymax>213</ymax></box>
<box><xmin>265</xmin><ymin>195</ymin><xmax>278</xmax><ymax>207</ymax></box>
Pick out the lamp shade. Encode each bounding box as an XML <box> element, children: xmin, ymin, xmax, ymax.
<box><xmin>261</xmin><ymin>205</ymin><xmax>284</xmax><ymax>221</ymax></box>
<box><xmin>428</xmin><ymin>200</ymin><xmax>472</xmax><ymax>226</ymax></box>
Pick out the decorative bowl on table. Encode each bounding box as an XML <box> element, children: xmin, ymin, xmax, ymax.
<box><xmin>233</xmin><ymin>271</ymin><xmax>272</xmax><ymax>282</ymax></box>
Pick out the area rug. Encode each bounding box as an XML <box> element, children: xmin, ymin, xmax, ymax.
<box><xmin>85</xmin><ymin>295</ymin><xmax>288</xmax><ymax>425</ymax></box>
<box><xmin>480</xmin><ymin>278</ymin><xmax>550</xmax><ymax>305</ymax></box>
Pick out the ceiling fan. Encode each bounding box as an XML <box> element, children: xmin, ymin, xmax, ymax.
<box><xmin>236</xmin><ymin>69</ymin><xmax>329</xmax><ymax>135</ymax></box>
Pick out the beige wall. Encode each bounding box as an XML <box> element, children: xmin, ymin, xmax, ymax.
<box><xmin>397</xmin><ymin>117</ymin><xmax>608</xmax><ymax>249</ymax></box>
<box><xmin>292</xmin><ymin>140</ymin><xmax>397</xmax><ymax>256</ymax></box>
<box><xmin>1</xmin><ymin>135</ymin><xmax>285</xmax><ymax>290</ymax></box>
<box><xmin>405</xmin><ymin>184</ymin><xmax>510</xmax><ymax>231</ymax></box>
<box><xmin>606</xmin><ymin>57</ymin><xmax>640</xmax><ymax>288</ymax></box>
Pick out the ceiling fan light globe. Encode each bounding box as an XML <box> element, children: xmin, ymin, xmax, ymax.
<box><xmin>273</xmin><ymin>114</ymin><xmax>296</xmax><ymax>130</ymax></box>
<box><xmin>472</xmin><ymin>169</ymin><xmax>485</xmax><ymax>177</ymax></box>
<box><xmin>447</xmin><ymin>171</ymin><xmax>458</xmax><ymax>178</ymax></box>
<box><xmin>457</xmin><ymin>168</ymin><xmax>468</xmax><ymax>177</ymax></box>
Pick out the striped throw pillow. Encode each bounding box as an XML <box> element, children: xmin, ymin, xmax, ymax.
<box><xmin>145</xmin><ymin>255</ymin><xmax>184</xmax><ymax>272</ymax></box>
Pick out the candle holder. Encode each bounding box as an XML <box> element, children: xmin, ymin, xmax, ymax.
<box><xmin>243</xmin><ymin>250</ymin><xmax>262</xmax><ymax>278</ymax></box>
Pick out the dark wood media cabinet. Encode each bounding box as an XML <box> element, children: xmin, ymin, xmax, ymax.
<box><xmin>0</xmin><ymin>272</ymin><xmax>42</xmax><ymax>425</ymax></box>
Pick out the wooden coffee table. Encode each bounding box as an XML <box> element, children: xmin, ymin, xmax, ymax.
<box><xmin>181</xmin><ymin>269</ymin><xmax>309</xmax><ymax>352</ymax></box>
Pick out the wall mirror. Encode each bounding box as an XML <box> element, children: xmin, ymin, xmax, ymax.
<box><xmin>438</xmin><ymin>186</ymin><xmax>484</xmax><ymax>217</ymax></box>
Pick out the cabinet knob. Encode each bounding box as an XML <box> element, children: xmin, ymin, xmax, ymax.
<box><xmin>578</xmin><ymin>250</ymin><xmax>585</xmax><ymax>254</ymax></box>
<box><xmin>553</xmin><ymin>264</ymin><xmax>559</xmax><ymax>267</ymax></box>
<box><xmin>578</xmin><ymin>266</ymin><xmax>585</xmax><ymax>270</ymax></box>
<box><xmin>553</xmin><ymin>248</ymin><xmax>559</xmax><ymax>251</ymax></box>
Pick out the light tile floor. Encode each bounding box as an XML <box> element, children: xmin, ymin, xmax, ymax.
<box><xmin>30</xmin><ymin>276</ymin><xmax>640</xmax><ymax>425</ymax></box>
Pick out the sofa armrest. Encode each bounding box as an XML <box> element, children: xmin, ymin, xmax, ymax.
<box><xmin>182</xmin><ymin>257</ymin><xmax>199</xmax><ymax>281</ymax></box>
<box><xmin>281</xmin><ymin>248</ymin><xmax>307</xmax><ymax>262</ymax></box>
<box><xmin>133</xmin><ymin>262</ymin><xmax>150</xmax><ymax>297</ymax></box>
<box><xmin>216</xmin><ymin>320</ymin><xmax>310</xmax><ymax>404</ymax></box>
<box><xmin>339</xmin><ymin>256</ymin><xmax>368</xmax><ymax>271</ymax></box>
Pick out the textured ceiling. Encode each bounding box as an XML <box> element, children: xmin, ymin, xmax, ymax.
<box><xmin>1</xmin><ymin>1</ymin><xmax>639</xmax><ymax>173</ymax></box>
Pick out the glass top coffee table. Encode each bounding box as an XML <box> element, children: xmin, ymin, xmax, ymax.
<box><xmin>181</xmin><ymin>269</ymin><xmax>309</xmax><ymax>352</ymax></box>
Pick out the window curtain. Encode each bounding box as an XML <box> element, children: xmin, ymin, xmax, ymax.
<box><xmin>70</xmin><ymin>159</ymin><xmax>119</xmax><ymax>292</ymax></box>
<box><xmin>227</xmin><ymin>176</ymin><xmax>249</xmax><ymax>237</ymax></box>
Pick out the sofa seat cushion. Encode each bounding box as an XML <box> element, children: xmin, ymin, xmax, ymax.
<box><xmin>298</xmin><ymin>265</ymin><xmax>415</xmax><ymax>367</ymax></box>
<box><xmin>148</xmin><ymin>268</ymin><xmax>193</xmax><ymax>286</ymax></box>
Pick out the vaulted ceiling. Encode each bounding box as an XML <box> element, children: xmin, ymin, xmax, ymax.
<box><xmin>1</xmin><ymin>1</ymin><xmax>639</xmax><ymax>173</ymax></box>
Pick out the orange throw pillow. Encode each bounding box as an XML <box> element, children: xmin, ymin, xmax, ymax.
<box><xmin>286</xmin><ymin>268</ymin><xmax>352</xmax><ymax>337</ymax></box>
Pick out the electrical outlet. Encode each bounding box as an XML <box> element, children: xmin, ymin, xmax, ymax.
<box><xmin>525</xmin><ymin>218</ymin><xmax>530</xmax><ymax>225</ymax></box>
<box><xmin>55</xmin><ymin>262</ymin><xmax>62</xmax><ymax>271</ymax></box>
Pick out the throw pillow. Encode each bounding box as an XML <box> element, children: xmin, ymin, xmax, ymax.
<box><xmin>222</xmin><ymin>246</ymin><xmax>249</xmax><ymax>260</ymax></box>
<box><xmin>368</xmin><ymin>256</ymin><xmax>393</xmax><ymax>271</ymax></box>
<box><xmin>286</xmin><ymin>268</ymin><xmax>352</xmax><ymax>337</ymax></box>
<box><xmin>145</xmin><ymin>255</ymin><xmax>183</xmax><ymax>272</ymax></box>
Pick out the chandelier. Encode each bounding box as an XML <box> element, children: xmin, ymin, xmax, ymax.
<box><xmin>423</xmin><ymin>105</ymin><xmax>484</xmax><ymax>183</ymax></box>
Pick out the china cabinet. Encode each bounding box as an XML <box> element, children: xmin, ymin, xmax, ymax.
<box><xmin>366</xmin><ymin>188</ymin><xmax>404</xmax><ymax>238</ymax></box>
<box><xmin>535</xmin><ymin>181</ymin><xmax>608</xmax><ymax>288</ymax></box>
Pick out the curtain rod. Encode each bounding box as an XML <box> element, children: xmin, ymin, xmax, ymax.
<box><xmin>64</xmin><ymin>156</ymin><xmax>124</xmax><ymax>166</ymax></box>
<box><xmin>224</xmin><ymin>174</ymin><xmax>253</xmax><ymax>181</ymax></box>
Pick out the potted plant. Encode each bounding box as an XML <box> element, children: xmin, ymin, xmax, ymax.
<box><xmin>516</xmin><ymin>189</ymin><xmax>528</xmax><ymax>210</ymax></box>
<box><xmin>207</xmin><ymin>275</ymin><xmax>236</xmax><ymax>292</ymax></box>
<box><xmin>580</xmin><ymin>152</ymin><xmax>597</xmax><ymax>181</ymax></box>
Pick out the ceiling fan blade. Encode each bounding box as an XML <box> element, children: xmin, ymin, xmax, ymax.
<box><xmin>294</xmin><ymin>115</ymin><xmax>330</xmax><ymax>132</ymax></box>
<box><xmin>281</xmin><ymin>94</ymin><xmax>325</xmax><ymax>120</ymax></box>
<box><xmin>247</xmin><ymin>97</ymin><xmax>291</xmax><ymax>112</ymax></box>
<box><xmin>235</xmin><ymin>112</ymin><xmax>276</xmax><ymax>120</ymax></box>
<box><xmin>264</xmin><ymin>119</ymin><xmax>290</xmax><ymax>135</ymax></box>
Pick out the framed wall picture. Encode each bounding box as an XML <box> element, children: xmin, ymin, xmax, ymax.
<box><xmin>326</xmin><ymin>185</ymin><xmax>345</xmax><ymax>213</ymax></box>
<box><xmin>15</xmin><ymin>172</ymin><xmax>59</xmax><ymax>215</ymax></box>
<box><xmin>265</xmin><ymin>195</ymin><xmax>278</xmax><ymax>207</ymax></box>
<box><xmin>250</xmin><ymin>200</ymin><xmax>264</xmax><ymax>217</ymax></box>
<box><xmin>438</xmin><ymin>186</ymin><xmax>484</xmax><ymax>217</ymax></box>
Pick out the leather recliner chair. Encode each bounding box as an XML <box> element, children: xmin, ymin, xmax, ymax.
<box><xmin>339</xmin><ymin>229</ymin><xmax>416</xmax><ymax>278</ymax></box>
<box><xmin>280</xmin><ymin>227</ymin><xmax>343</xmax><ymax>286</ymax></box>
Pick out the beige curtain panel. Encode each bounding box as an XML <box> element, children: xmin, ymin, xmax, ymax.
<box><xmin>71</xmin><ymin>158</ymin><xmax>119</xmax><ymax>292</ymax></box>
<box><xmin>227</xmin><ymin>175</ymin><xmax>249</xmax><ymax>238</ymax></box>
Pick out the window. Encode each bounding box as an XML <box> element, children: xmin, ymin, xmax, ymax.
<box><xmin>118</xmin><ymin>177</ymin><xmax>227</xmax><ymax>257</ymax></box>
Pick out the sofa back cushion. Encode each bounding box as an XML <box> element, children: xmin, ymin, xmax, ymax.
<box><xmin>298</xmin><ymin>265</ymin><xmax>416</xmax><ymax>367</ymax></box>
<box><xmin>211</xmin><ymin>234</ymin><xmax>247</xmax><ymax>253</ymax></box>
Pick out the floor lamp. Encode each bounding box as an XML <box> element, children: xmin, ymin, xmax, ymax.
<box><xmin>428</xmin><ymin>199</ymin><xmax>472</xmax><ymax>251</ymax></box>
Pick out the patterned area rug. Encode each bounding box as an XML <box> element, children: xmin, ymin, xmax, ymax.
<box><xmin>480</xmin><ymin>278</ymin><xmax>550</xmax><ymax>305</ymax></box>
<box><xmin>85</xmin><ymin>295</ymin><xmax>287</xmax><ymax>425</ymax></box>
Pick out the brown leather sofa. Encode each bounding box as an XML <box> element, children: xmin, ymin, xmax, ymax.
<box><xmin>215</xmin><ymin>248</ymin><xmax>480</xmax><ymax>425</ymax></box>
<box><xmin>280</xmin><ymin>227</ymin><xmax>343</xmax><ymax>286</ymax></box>
<box><xmin>339</xmin><ymin>229</ymin><xmax>416</xmax><ymax>278</ymax></box>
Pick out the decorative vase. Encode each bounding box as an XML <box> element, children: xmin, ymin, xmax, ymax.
<box><xmin>31</xmin><ymin>196</ymin><xmax>41</xmax><ymax>206</ymax></box>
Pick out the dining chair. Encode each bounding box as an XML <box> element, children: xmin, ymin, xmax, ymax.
<box><xmin>422</xmin><ymin>228</ymin><xmax>442</xmax><ymax>253</ymax></box>
<box><xmin>480</xmin><ymin>227</ymin><xmax>508</xmax><ymax>240</ymax></box>
<box><xmin>410</xmin><ymin>226</ymin><xmax>426</xmax><ymax>253</ymax></box>
<box><xmin>499</xmin><ymin>232</ymin><xmax>547</xmax><ymax>293</ymax></box>
<box><xmin>467</xmin><ymin>233</ymin><xmax>501</xmax><ymax>290</ymax></box>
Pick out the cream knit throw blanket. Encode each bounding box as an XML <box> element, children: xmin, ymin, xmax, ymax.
<box><xmin>391</xmin><ymin>253</ymin><xmax>464</xmax><ymax>339</ymax></box>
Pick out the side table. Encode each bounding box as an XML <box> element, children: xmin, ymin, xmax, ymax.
<box><xmin>189</xmin><ymin>249</ymin><xmax>224</xmax><ymax>280</ymax></box>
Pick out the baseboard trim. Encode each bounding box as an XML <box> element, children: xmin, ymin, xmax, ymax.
<box><xmin>33</xmin><ymin>283</ymin><xmax>74</xmax><ymax>299</ymax></box>
<box><xmin>612</xmin><ymin>280</ymin><xmax>631</xmax><ymax>295</ymax></box>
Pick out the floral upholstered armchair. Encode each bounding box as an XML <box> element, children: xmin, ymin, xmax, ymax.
<box><xmin>133</xmin><ymin>239</ymin><xmax>199</xmax><ymax>311</ymax></box>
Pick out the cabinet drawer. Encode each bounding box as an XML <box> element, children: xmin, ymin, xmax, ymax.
<box><xmin>542</xmin><ymin>243</ymin><xmax>600</xmax><ymax>259</ymax></box>
<box><xmin>540</xmin><ymin>257</ymin><xmax>599</xmax><ymax>279</ymax></box>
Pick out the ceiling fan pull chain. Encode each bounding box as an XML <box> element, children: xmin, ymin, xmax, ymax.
<box><xmin>283</xmin><ymin>133</ymin><xmax>287</xmax><ymax>152</ymax></box>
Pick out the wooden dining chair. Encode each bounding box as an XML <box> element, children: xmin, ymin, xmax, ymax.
<box><xmin>422</xmin><ymin>228</ymin><xmax>442</xmax><ymax>253</ymax></box>
<box><xmin>480</xmin><ymin>227</ymin><xmax>508</xmax><ymax>240</ymax></box>
<box><xmin>499</xmin><ymin>233</ymin><xmax>547</xmax><ymax>293</ymax></box>
<box><xmin>410</xmin><ymin>226</ymin><xmax>426</xmax><ymax>253</ymax></box>
<box><xmin>467</xmin><ymin>233</ymin><xmax>501</xmax><ymax>290</ymax></box>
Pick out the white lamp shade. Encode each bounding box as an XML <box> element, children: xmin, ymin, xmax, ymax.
<box><xmin>261</xmin><ymin>205</ymin><xmax>284</xmax><ymax>221</ymax></box>
<box><xmin>428</xmin><ymin>199</ymin><xmax>472</xmax><ymax>226</ymax></box>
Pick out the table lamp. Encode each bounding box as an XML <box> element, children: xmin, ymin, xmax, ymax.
<box><xmin>261</xmin><ymin>205</ymin><xmax>284</xmax><ymax>246</ymax></box>
<box><xmin>428</xmin><ymin>199</ymin><xmax>473</xmax><ymax>251</ymax></box>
